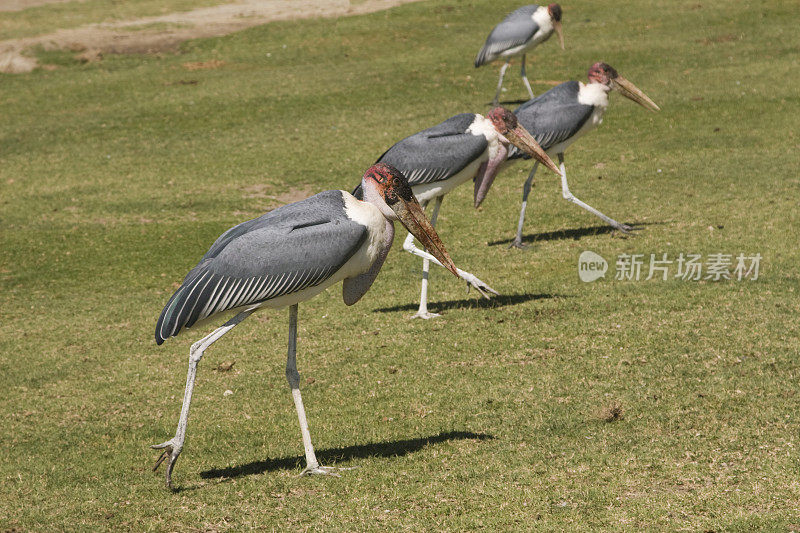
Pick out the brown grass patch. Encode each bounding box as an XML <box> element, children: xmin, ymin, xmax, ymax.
<box><xmin>216</xmin><ymin>361</ymin><xmax>235</xmax><ymax>372</ymax></box>
<box><xmin>597</xmin><ymin>401</ymin><xmax>624</xmax><ymax>423</ymax></box>
<box><xmin>182</xmin><ymin>59</ymin><xmax>225</xmax><ymax>71</ymax></box>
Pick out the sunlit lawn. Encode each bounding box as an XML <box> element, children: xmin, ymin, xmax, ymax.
<box><xmin>1</xmin><ymin>0</ymin><xmax>799</xmax><ymax>529</ymax></box>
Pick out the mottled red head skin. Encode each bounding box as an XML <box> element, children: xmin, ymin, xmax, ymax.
<box><xmin>487</xmin><ymin>106</ymin><xmax>518</xmax><ymax>135</ymax></box>
<box><xmin>362</xmin><ymin>163</ymin><xmax>414</xmax><ymax>206</ymax></box>
<box><xmin>548</xmin><ymin>3</ymin><xmax>562</xmax><ymax>22</ymax></box>
<box><xmin>587</xmin><ymin>62</ymin><xmax>619</xmax><ymax>85</ymax></box>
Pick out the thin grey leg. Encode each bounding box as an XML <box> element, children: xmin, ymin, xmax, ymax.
<box><xmin>412</xmin><ymin>197</ymin><xmax>442</xmax><ymax>319</ymax></box>
<box><xmin>287</xmin><ymin>304</ymin><xmax>351</xmax><ymax>476</ymax></box>
<box><xmin>510</xmin><ymin>161</ymin><xmax>539</xmax><ymax>249</ymax></box>
<box><xmin>492</xmin><ymin>61</ymin><xmax>511</xmax><ymax>105</ymax></box>
<box><xmin>558</xmin><ymin>154</ymin><xmax>633</xmax><ymax>233</ymax></box>
<box><xmin>152</xmin><ymin>309</ymin><xmax>255</xmax><ymax>489</ymax></box>
<box><xmin>520</xmin><ymin>54</ymin><xmax>535</xmax><ymax>99</ymax></box>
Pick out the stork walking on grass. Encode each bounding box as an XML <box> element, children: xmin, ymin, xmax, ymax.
<box><xmin>481</xmin><ymin>62</ymin><xmax>660</xmax><ymax>248</ymax></box>
<box><xmin>354</xmin><ymin>107</ymin><xmax>561</xmax><ymax>319</ymax></box>
<box><xmin>151</xmin><ymin>164</ymin><xmax>460</xmax><ymax>488</ymax></box>
<box><xmin>475</xmin><ymin>3</ymin><xmax>564</xmax><ymax>105</ymax></box>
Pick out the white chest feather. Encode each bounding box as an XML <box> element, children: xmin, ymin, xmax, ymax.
<box><xmin>341</xmin><ymin>191</ymin><xmax>388</xmax><ymax>273</ymax></box>
<box><xmin>578</xmin><ymin>81</ymin><xmax>609</xmax><ymax>110</ymax></box>
<box><xmin>576</xmin><ymin>81</ymin><xmax>609</xmax><ymax>131</ymax></box>
<box><xmin>468</xmin><ymin>114</ymin><xmax>502</xmax><ymax>161</ymax></box>
<box><xmin>529</xmin><ymin>7</ymin><xmax>554</xmax><ymax>44</ymax></box>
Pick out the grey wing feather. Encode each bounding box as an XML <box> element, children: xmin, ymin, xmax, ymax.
<box><xmin>155</xmin><ymin>190</ymin><xmax>367</xmax><ymax>344</ymax></box>
<box><xmin>508</xmin><ymin>81</ymin><xmax>595</xmax><ymax>159</ymax></box>
<box><xmin>377</xmin><ymin>113</ymin><xmax>488</xmax><ymax>187</ymax></box>
<box><xmin>475</xmin><ymin>5</ymin><xmax>540</xmax><ymax>66</ymax></box>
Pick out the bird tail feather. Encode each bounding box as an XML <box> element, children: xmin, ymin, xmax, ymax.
<box><xmin>154</xmin><ymin>268</ymin><xmax>213</xmax><ymax>345</ymax></box>
<box><xmin>474</xmin><ymin>46</ymin><xmax>494</xmax><ymax>68</ymax></box>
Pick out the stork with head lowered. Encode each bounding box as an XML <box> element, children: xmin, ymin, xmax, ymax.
<box><xmin>354</xmin><ymin>107</ymin><xmax>561</xmax><ymax>318</ymax></box>
<box><xmin>477</xmin><ymin>62</ymin><xmax>660</xmax><ymax>248</ymax></box>
<box><xmin>151</xmin><ymin>164</ymin><xmax>459</xmax><ymax>488</ymax></box>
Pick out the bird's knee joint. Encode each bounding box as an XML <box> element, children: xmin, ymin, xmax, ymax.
<box><xmin>285</xmin><ymin>368</ymin><xmax>300</xmax><ymax>388</ymax></box>
<box><xmin>189</xmin><ymin>345</ymin><xmax>205</xmax><ymax>364</ymax></box>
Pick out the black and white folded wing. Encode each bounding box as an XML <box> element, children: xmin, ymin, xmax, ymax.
<box><xmin>155</xmin><ymin>191</ymin><xmax>371</xmax><ymax>344</ymax></box>
<box><xmin>475</xmin><ymin>5</ymin><xmax>541</xmax><ymax>67</ymax></box>
<box><xmin>508</xmin><ymin>81</ymin><xmax>596</xmax><ymax>160</ymax></box>
<box><xmin>377</xmin><ymin>113</ymin><xmax>489</xmax><ymax>188</ymax></box>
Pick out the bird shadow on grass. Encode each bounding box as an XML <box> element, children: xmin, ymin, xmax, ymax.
<box><xmin>487</xmin><ymin>222</ymin><xmax>664</xmax><ymax>247</ymax></box>
<box><xmin>372</xmin><ymin>291</ymin><xmax>558</xmax><ymax>314</ymax></box>
<box><xmin>199</xmin><ymin>430</ymin><xmax>493</xmax><ymax>480</ymax></box>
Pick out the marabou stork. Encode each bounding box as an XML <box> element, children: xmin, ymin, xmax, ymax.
<box><xmin>354</xmin><ymin>107</ymin><xmax>560</xmax><ymax>319</ymax></box>
<box><xmin>480</xmin><ymin>62</ymin><xmax>660</xmax><ymax>248</ymax></box>
<box><xmin>151</xmin><ymin>164</ymin><xmax>459</xmax><ymax>488</ymax></box>
<box><xmin>475</xmin><ymin>3</ymin><xmax>565</xmax><ymax>105</ymax></box>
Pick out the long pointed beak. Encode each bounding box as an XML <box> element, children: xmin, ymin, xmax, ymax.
<box><xmin>612</xmin><ymin>76</ymin><xmax>660</xmax><ymax>112</ymax></box>
<box><xmin>553</xmin><ymin>20</ymin><xmax>565</xmax><ymax>50</ymax></box>
<box><xmin>504</xmin><ymin>124</ymin><xmax>562</xmax><ymax>176</ymax></box>
<box><xmin>394</xmin><ymin>197</ymin><xmax>459</xmax><ymax>278</ymax></box>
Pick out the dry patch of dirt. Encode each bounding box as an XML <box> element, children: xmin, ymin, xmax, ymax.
<box><xmin>182</xmin><ymin>59</ymin><xmax>225</xmax><ymax>71</ymax></box>
<box><xmin>0</xmin><ymin>0</ymin><xmax>73</xmax><ymax>12</ymax></box>
<box><xmin>596</xmin><ymin>401</ymin><xmax>624</xmax><ymax>423</ymax></box>
<box><xmin>0</xmin><ymin>0</ymin><xmax>424</xmax><ymax>73</ymax></box>
<box><xmin>216</xmin><ymin>360</ymin><xmax>235</xmax><ymax>372</ymax></box>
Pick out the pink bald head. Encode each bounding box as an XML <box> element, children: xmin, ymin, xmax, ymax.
<box><xmin>487</xmin><ymin>106</ymin><xmax>518</xmax><ymax>135</ymax></box>
<box><xmin>587</xmin><ymin>62</ymin><xmax>619</xmax><ymax>86</ymax></box>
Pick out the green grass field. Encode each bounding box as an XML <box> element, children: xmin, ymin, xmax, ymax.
<box><xmin>2</xmin><ymin>0</ymin><xmax>799</xmax><ymax>530</ymax></box>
